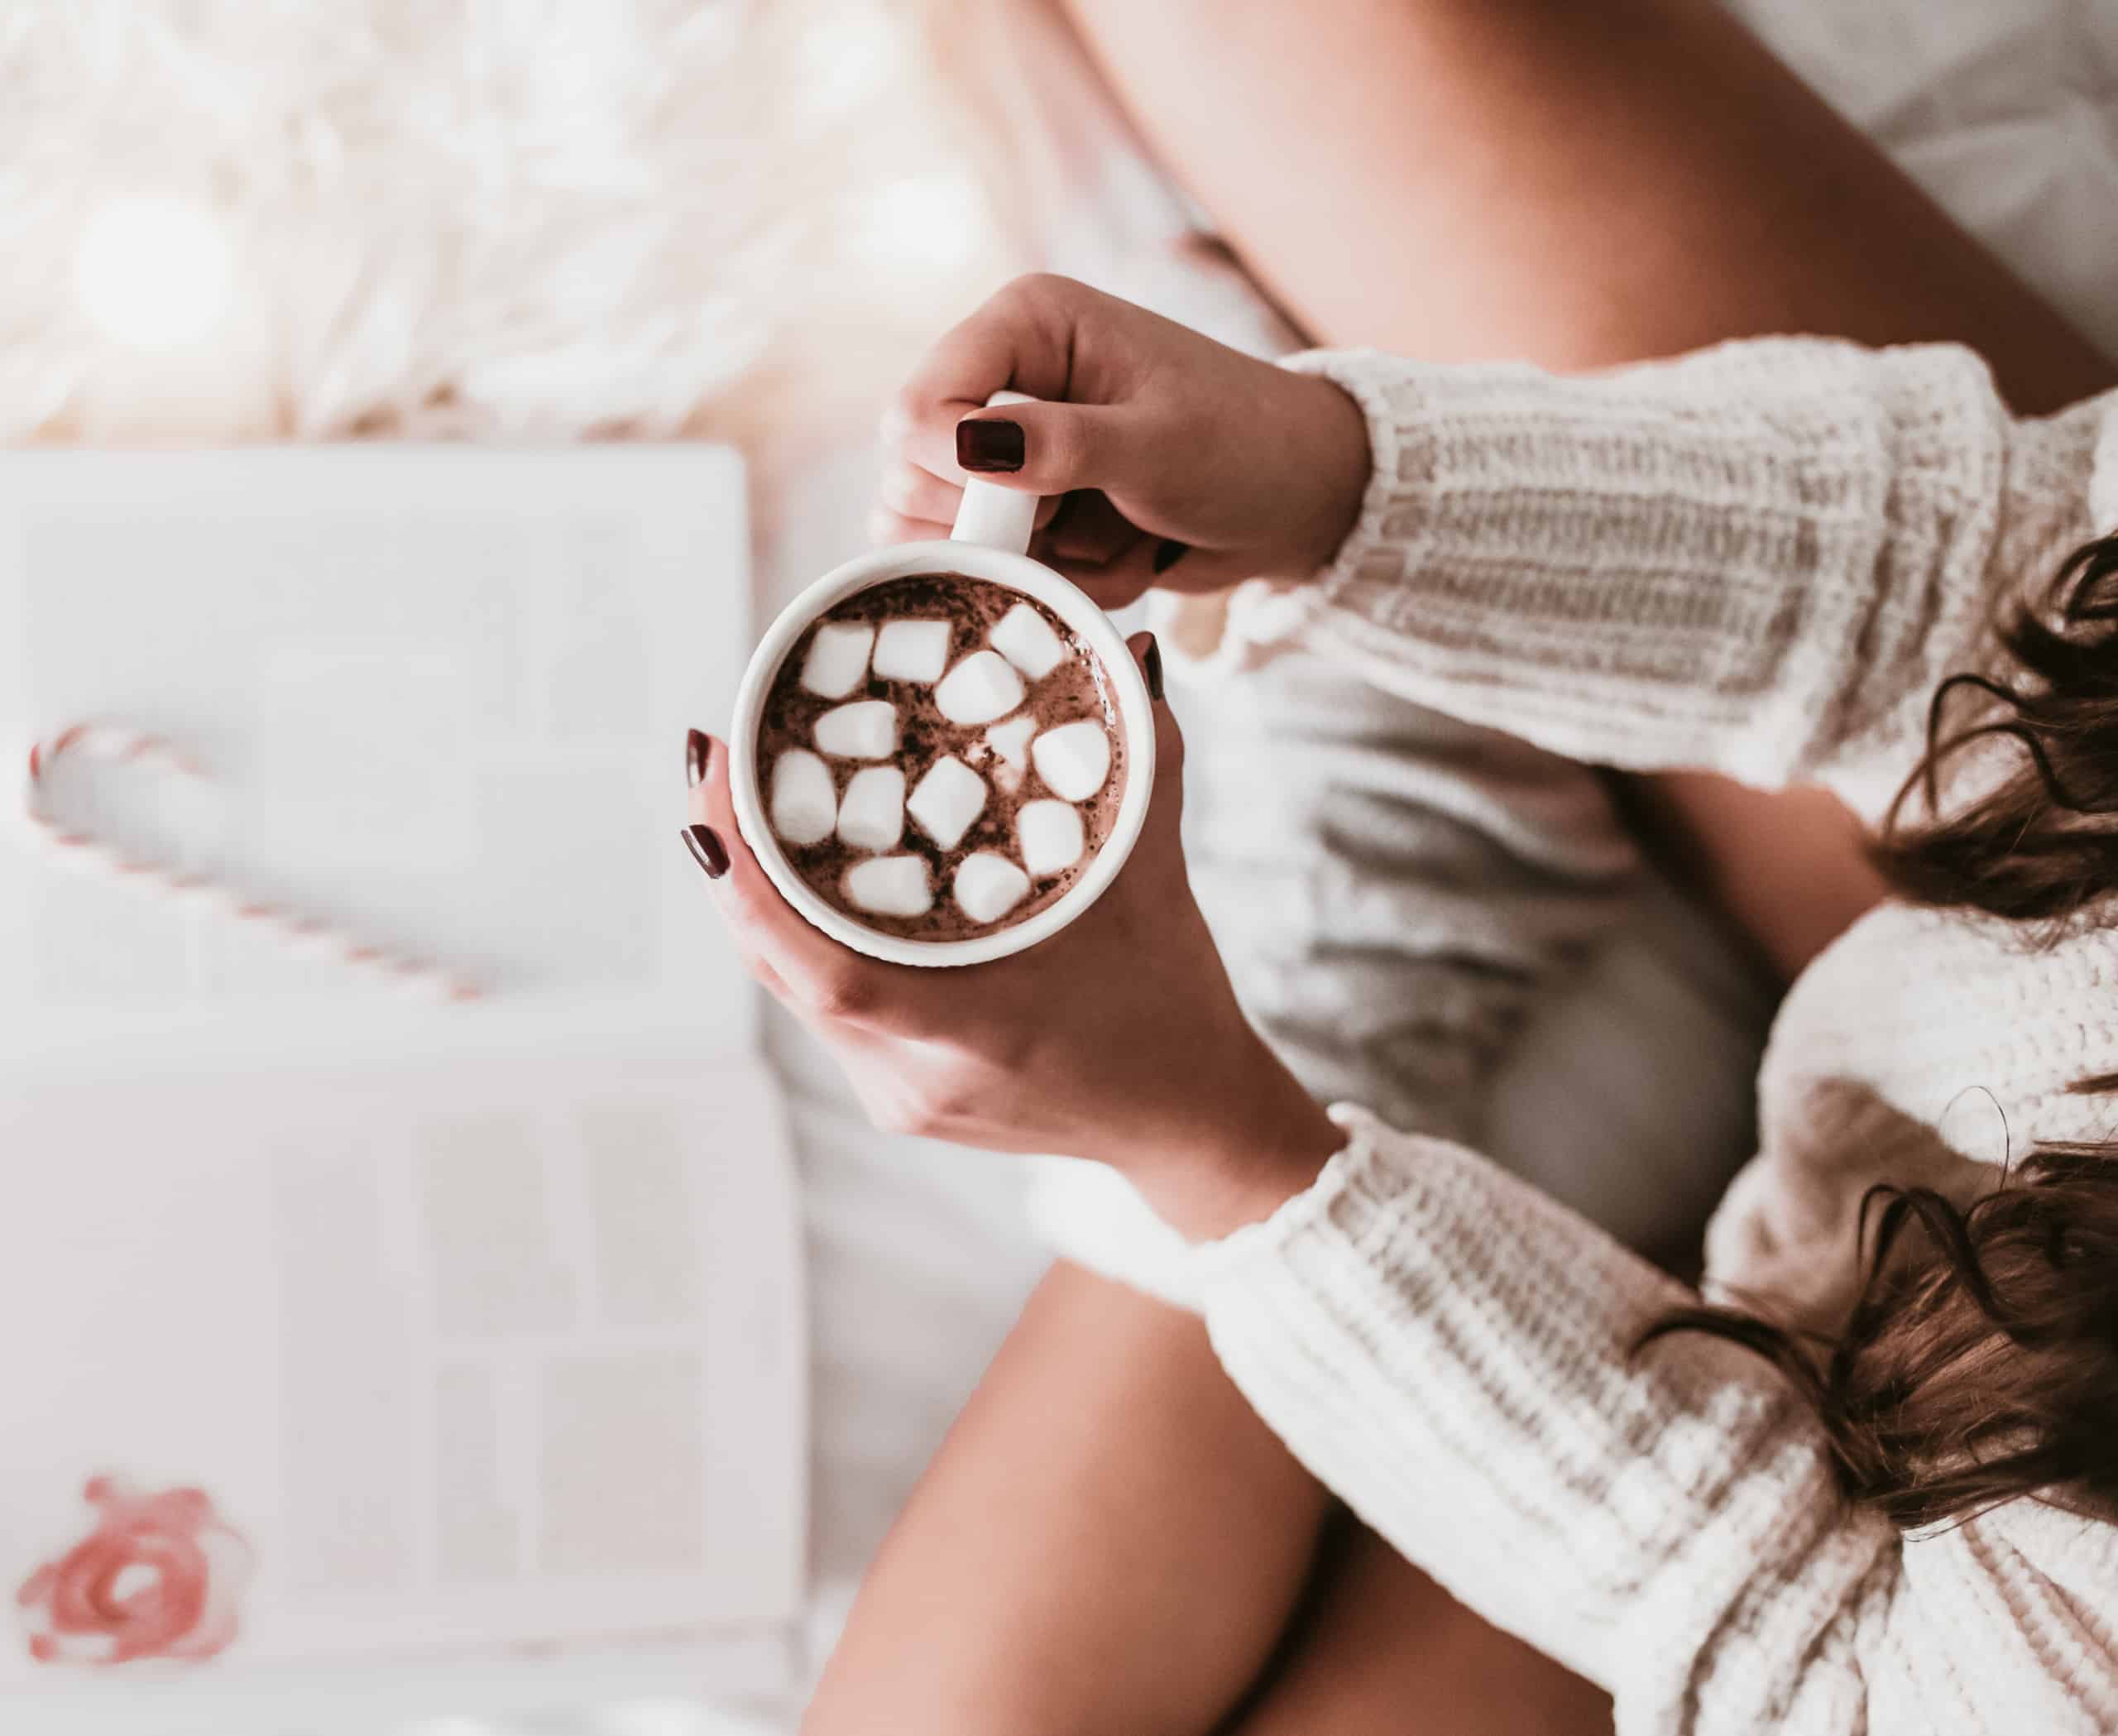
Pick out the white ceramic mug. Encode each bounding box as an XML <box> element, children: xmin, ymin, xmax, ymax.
<box><xmin>730</xmin><ymin>392</ymin><xmax>1157</xmax><ymax>967</ymax></box>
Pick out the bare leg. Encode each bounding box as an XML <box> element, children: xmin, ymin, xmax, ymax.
<box><xmin>1062</xmin><ymin>0</ymin><xmax>2118</xmax><ymax>980</ymax></box>
<box><xmin>803</xmin><ymin>1260</ymin><xmax>1331</xmax><ymax>1736</ymax></box>
<box><xmin>1062</xmin><ymin>0</ymin><xmax>2110</xmax><ymax>400</ymax></box>
<box><xmin>1221</xmin><ymin>1517</ymin><xmax>1612</xmax><ymax>1735</ymax></box>
<box><xmin>807</xmin><ymin>1260</ymin><xmax>1606</xmax><ymax>1736</ymax></box>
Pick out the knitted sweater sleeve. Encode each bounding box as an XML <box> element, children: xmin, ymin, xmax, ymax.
<box><xmin>1194</xmin><ymin>1111</ymin><xmax>2116</xmax><ymax>1734</ymax></box>
<box><xmin>1276</xmin><ymin>339</ymin><xmax>2109</xmax><ymax>823</ymax></box>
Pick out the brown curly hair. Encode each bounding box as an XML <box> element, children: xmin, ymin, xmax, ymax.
<box><xmin>1643</xmin><ymin>532</ymin><xmax>2118</xmax><ymax>1530</ymax></box>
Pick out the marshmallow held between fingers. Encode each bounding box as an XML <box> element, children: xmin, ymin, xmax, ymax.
<box><xmin>843</xmin><ymin>854</ymin><xmax>932</xmax><ymax>917</ymax></box>
<box><xmin>933</xmin><ymin>650</ymin><xmax>1025</xmax><ymax>726</ymax></box>
<box><xmin>907</xmin><ymin>755</ymin><xmax>989</xmax><ymax>851</ymax></box>
<box><xmin>1032</xmin><ymin>720</ymin><xmax>1112</xmax><ymax>802</ymax></box>
<box><xmin>815</xmin><ymin>699</ymin><xmax>898</xmax><ymax>759</ymax></box>
<box><xmin>1018</xmin><ymin>799</ymin><xmax>1085</xmax><ymax>878</ymax></box>
<box><xmin>990</xmin><ymin>602</ymin><xmax>1066</xmax><ymax>680</ymax></box>
<box><xmin>954</xmin><ymin>851</ymin><xmax>1029</xmax><ymax>924</ymax></box>
<box><xmin>836</xmin><ymin>765</ymin><xmax>905</xmax><ymax>851</ymax></box>
<box><xmin>801</xmin><ymin>623</ymin><xmax>875</xmax><ymax>698</ymax></box>
<box><xmin>873</xmin><ymin>619</ymin><xmax>951</xmax><ymax>683</ymax></box>
<box><xmin>769</xmin><ymin>749</ymin><xmax>837</xmax><ymax>845</ymax></box>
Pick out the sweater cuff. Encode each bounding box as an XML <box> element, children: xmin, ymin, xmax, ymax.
<box><xmin>1189</xmin><ymin>1101</ymin><xmax>1387</xmax><ymax>1278</ymax></box>
<box><xmin>1277</xmin><ymin>348</ymin><xmax>1437</xmax><ymax>605</ymax></box>
<box><xmin>1144</xmin><ymin>348</ymin><xmax>1442</xmax><ymax>680</ymax></box>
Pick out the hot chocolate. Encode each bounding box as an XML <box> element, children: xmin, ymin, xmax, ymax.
<box><xmin>755</xmin><ymin>572</ymin><xmax>1129</xmax><ymax>942</ymax></box>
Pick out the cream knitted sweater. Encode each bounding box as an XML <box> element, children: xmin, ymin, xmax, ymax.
<box><xmin>1177</xmin><ymin>339</ymin><xmax>2118</xmax><ymax>1734</ymax></box>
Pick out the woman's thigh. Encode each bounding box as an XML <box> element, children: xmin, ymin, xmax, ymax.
<box><xmin>1064</xmin><ymin>0</ymin><xmax>2111</xmax><ymax>401</ymax></box>
<box><xmin>803</xmin><ymin>1259</ymin><xmax>1331</xmax><ymax>1736</ymax></box>
<box><xmin>1224</xmin><ymin>1515</ymin><xmax>1613</xmax><ymax>1736</ymax></box>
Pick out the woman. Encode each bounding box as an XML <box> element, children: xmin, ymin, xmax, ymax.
<box><xmin>694</xmin><ymin>267</ymin><xmax>2118</xmax><ymax>1730</ymax></box>
<box><xmin>754</xmin><ymin>4</ymin><xmax>2118</xmax><ymax>1732</ymax></box>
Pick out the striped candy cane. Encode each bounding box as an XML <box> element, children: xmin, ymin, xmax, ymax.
<box><xmin>22</xmin><ymin>722</ymin><xmax>480</xmax><ymax>1002</ymax></box>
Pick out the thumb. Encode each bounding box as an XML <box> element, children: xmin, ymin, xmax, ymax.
<box><xmin>1128</xmin><ymin>631</ymin><xmax>1186</xmax><ymax>832</ymax></box>
<box><xmin>956</xmin><ymin>401</ymin><xmax>1157</xmax><ymax>500</ymax></box>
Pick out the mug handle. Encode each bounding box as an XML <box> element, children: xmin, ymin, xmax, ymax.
<box><xmin>949</xmin><ymin>389</ymin><xmax>1039</xmax><ymax>555</ymax></box>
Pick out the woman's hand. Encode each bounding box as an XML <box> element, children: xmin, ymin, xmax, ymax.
<box><xmin>683</xmin><ymin>637</ymin><xmax>1343</xmax><ymax>1239</ymax></box>
<box><xmin>877</xmin><ymin>275</ymin><xmax>1373</xmax><ymax>610</ymax></box>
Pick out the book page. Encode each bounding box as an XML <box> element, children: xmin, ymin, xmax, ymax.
<box><xmin>0</xmin><ymin>1055</ymin><xmax>803</xmax><ymax>1671</ymax></box>
<box><xmin>0</xmin><ymin>449</ymin><xmax>805</xmax><ymax>1707</ymax></box>
<box><xmin>0</xmin><ymin>447</ymin><xmax>754</xmax><ymax>1062</ymax></box>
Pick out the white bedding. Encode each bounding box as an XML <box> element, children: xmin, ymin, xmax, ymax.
<box><xmin>783</xmin><ymin>0</ymin><xmax>2118</xmax><ymax>1711</ymax></box>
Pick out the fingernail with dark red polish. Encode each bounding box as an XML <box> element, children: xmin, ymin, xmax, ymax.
<box><xmin>686</xmin><ymin>729</ymin><xmax>712</xmax><ymax>788</ymax></box>
<box><xmin>1152</xmin><ymin>539</ymin><xmax>1189</xmax><ymax>574</ymax></box>
<box><xmin>1143</xmin><ymin>634</ymin><xmax>1165</xmax><ymax>702</ymax></box>
<box><xmin>681</xmin><ymin>824</ymin><xmax>729</xmax><ymax>880</ymax></box>
<box><xmin>957</xmin><ymin>418</ymin><xmax>1025</xmax><ymax>473</ymax></box>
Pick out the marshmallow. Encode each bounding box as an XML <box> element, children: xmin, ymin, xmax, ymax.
<box><xmin>907</xmin><ymin>755</ymin><xmax>988</xmax><ymax>850</ymax></box>
<box><xmin>769</xmin><ymin>750</ymin><xmax>836</xmax><ymax>846</ymax></box>
<box><xmin>954</xmin><ymin>852</ymin><xmax>1031</xmax><ymax>925</ymax></box>
<box><xmin>836</xmin><ymin>765</ymin><xmax>905</xmax><ymax>852</ymax></box>
<box><xmin>873</xmin><ymin>619</ymin><xmax>951</xmax><ymax>684</ymax></box>
<box><xmin>1018</xmin><ymin>799</ymin><xmax>1085</xmax><ymax>879</ymax></box>
<box><xmin>842</xmin><ymin>854</ymin><xmax>932</xmax><ymax>918</ymax></box>
<box><xmin>1032</xmin><ymin>720</ymin><xmax>1112</xmax><ymax>803</ymax></box>
<box><xmin>933</xmin><ymin>650</ymin><xmax>1026</xmax><ymax>726</ymax></box>
<box><xmin>990</xmin><ymin>602</ymin><xmax>1067</xmax><ymax>681</ymax></box>
<box><xmin>800</xmin><ymin>622</ymin><xmax>875</xmax><ymax>698</ymax></box>
<box><xmin>814</xmin><ymin>699</ymin><xmax>897</xmax><ymax>760</ymax></box>
<box><xmin>985</xmin><ymin>714</ymin><xmax>1034</xmax><ymax>769</ymax></box>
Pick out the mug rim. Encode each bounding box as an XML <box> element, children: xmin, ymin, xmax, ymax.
<box><xmin>729</xmin><ymin>542</ymin><xmax>1157</xmax><ymax>968</ymax></box>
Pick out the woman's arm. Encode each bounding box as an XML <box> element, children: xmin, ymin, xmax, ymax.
<box><xmin>1278</xmin><ymin>338</ymin><xmax>2110</xmax><ymax>822</ymax></box>
<box><xmin>1185</xmin><ymin>1110</ymin><xmax>2104</xmax><ymax>1734</ymax></box>
<box><xmin>894</xmin><ymin>277</ymin><xmax>2109</xmax><ymax>832</ymax></box>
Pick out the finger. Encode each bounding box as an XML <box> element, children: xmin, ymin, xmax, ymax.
<box><xmin>1043</xmin><ymin>530</ymin><xmax>1169</xmax><ymax>611</ymax></box>
<box><xmin>1109</xmin><ymin>630</ymin><xmax>1193</xmax><ymax>906</ymax></box>
<box><xmin>878</xmin><ymin>460</ymin><xmax>963</xmax><ymax>526</ymax></box>
<box><xmin>1125</xmin><ymin>630</ymin><xmax>1186</xmax><ymax>794</ymax></box>
<box><xmin>868</xmin><ymin>507</ymin><xmax>952</xmax><ymax>548</ymax></box>
<box><xmin>885</xmin><ymin>274</ymin><xmax>1091</xmax><ymax>480</ymax></box>
<box><xmin>1033</xmin><ymin>489</ymin><xmax>1136</xmax><ymax>568</ymax></box>
<box><xmin>682</xmin><ymin>770</ymin><xmax>790</xmax><ymax>997</ymax></box>
<box><xmin>870</xmin><ymin>498</ymin><xmax>1060</xmax><ymax>550</ymax></box>
<box><xmin>949</xmin><ymin>399</ymin><xmax>1158</xmax><ymax>500</ymax></box>
<box><xmin>684</xmin><ymin>734</ymin><xmax>908</xmax><ymax>1024</ymax></box>
<box><xmin>1054</xmin><ymin>531</ymin><xmax>1259</xmax><ymax>607</ymax></box>
<box><xmin>1050</xmin><ymin>563</ymin><xmax>1155</xmax><ymax>611</ymax></box>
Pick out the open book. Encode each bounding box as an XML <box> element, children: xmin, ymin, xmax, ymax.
<box><xmin>0</xmin><ymin>449</ymin><xmax>805</xmax><ymax>1729</ymax></box>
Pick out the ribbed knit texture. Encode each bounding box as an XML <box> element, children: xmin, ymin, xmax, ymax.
<box><xmin>1176</xmin><ymin>340</ymin><xmax>2118</xmax><ymax>1734</ymax></box>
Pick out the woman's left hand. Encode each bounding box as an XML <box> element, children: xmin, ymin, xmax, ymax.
<box><xmin>683</xmin><ymin>635</ymin><xmax>1341</xmax><ymax>1239</ymax></box>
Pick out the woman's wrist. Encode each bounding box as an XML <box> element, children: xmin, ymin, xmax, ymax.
<box><xmin>1124</xmin><ymin>1042</ymin><xmax>1345</xmax><ymax>1242</ymax></box>
<box><xmin>1277</xmin><ymin>370</ymin><xmax>1373</xmax><ymax>580</ymax></box>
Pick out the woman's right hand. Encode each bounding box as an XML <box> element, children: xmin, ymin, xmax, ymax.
<box><xmin>878</xmin><ymin>274</ymin><xmax>1373</xmax><ymax>608</ymax></box>
<box><xmin>682</xmin><ymin>651</ymin><xmax>1345</xmax><ymax>1240</ymax></box>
